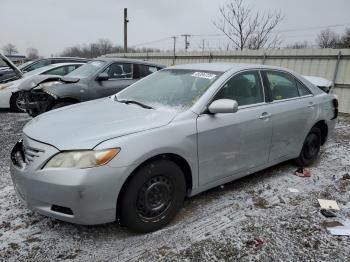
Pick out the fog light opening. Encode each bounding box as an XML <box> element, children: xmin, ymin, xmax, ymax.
<box><xmin>51</xmin><ymin>205</ymin><xmax>74</xmax><ymax>215</ymax></box>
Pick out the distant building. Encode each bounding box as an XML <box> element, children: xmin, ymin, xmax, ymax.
<box><xmin>5</xmin><ymin>54</ymin><xmax>26</xmax><ymax>65</ymax></box>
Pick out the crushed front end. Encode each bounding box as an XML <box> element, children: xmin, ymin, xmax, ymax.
<box><xmin>21</xmin><ymin>89</ymin><xmax>56</xmax><ymax>117</ymax></box>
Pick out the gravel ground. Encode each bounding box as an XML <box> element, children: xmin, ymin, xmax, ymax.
<box><xmin>0</xmin><ymin>111</ymin><xmax>350</xmax><ymax>262</ymax></box>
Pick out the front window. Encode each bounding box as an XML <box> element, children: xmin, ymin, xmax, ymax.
<box><xmin>117</xmin><ymin>69</ymin><xmax>222</xmax><ymax>111</ymax></box>
<box><xmin>67</xmin><ymin>60</ymin><xmax>106</xmax><ymax>78</ymax></box>
<box><xmin>102</xmin><ymin>63</ymin><xmax>133</xmax><ymax>79</ymax></box>
<box><xmin>214</xmin><ymin>71</ymin><xmax>264</xmax><ymax>106</ymax></box>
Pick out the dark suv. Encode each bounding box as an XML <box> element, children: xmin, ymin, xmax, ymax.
<box><xmin>19</xmin><ymin>58</ymin><xmax>164</xmax><ymax>116</ymax></box>
<box><xmin>18</xmin><ymin>57</ymin><xmax>89</xmax><ymax>73</ymax></box>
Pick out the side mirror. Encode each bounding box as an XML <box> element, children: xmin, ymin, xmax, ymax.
<box><xmin>97</xmin><ymin>72</ymin><xmax>109</xmax><ymax>81</ymax></box>
<box><xmin>208</xmin><ymin>99</ymin><xmax>238</xmax><ymax>114</ymax></box>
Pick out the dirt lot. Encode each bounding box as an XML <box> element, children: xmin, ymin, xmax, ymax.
<box><xmin>0</xmin><ymin>111</ymin><xmax>350</xmax><ymax>262</ymax></box>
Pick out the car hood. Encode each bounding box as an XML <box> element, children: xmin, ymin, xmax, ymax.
<box><xmin>18</xmin><ymin>75</ymin><xmax>80</xmax><ymax>91</ymax></box>
<box><xmin>23</xmin><ymin>98</ymin><xmax>177</xmax><ymax>150</ymax></box>
<box><xmin>0</xmin><ymin>53</ymin><xmax>23</xmax><ymax>83</ymax></box>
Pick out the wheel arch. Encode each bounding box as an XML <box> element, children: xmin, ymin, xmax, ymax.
<box><xmin>116</xmin><ymin>153</ymin><xmax>193</xmax><ymax>220</ymax></box>
<box><xmin>313</xmin><ymin>120</ymin><xmax>328</xmax><ymax>145</ymax></box>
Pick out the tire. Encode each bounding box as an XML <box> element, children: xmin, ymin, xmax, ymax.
<box><xmin>295</xmin><ymin>126</ymin><xmax>322</xmax><ymax>167</ymax></box>
<box><xmin>51</xmin><ymin>102</ymin><xmax>73</xmax><ymax>111</ymax></box>
<box><xmin>120</xmin><ymin>159</ymin><xmax>186</xmax><ymax>233</ymax></box>
<box><xmin>10</xmin><ymin>92</ymin><xmax>26</xmax><ymax>112</ymax></box>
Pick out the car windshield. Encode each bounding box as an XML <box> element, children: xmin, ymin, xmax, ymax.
<box><xmin>116</xmin><ymin>69</ymin><xmax>222</xmax><ymax>111</ymax></box>
<box><xmin>66</xmin><ymin>60</ymin><xmax>106</xmax><ymax>78</ymax></box>
<box><xmin>18</xmin><ymin>61</ymin><xmax>34</xmax><ymax>70</ymax></box>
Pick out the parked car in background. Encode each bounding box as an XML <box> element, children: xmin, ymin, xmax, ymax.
<box><xmin>303</xmin><ymin>75</ymin><xmax>333</xmax><ymax>93</ymax></box>
<box><xmin>10</xmin><ymin>63</ymin><xmax>338</xmax><ymax>232</ymax></box>
<box><xmin>0</xmin><ymin>53</ymin><xmax>23</xmax><ymax>84</ymax></box>
<box><xmin>0</xmin><ymin>63</ymin><xmax>84</xmax><ymax>111</ymax></box>
<box><xmin>18</xmin><ymin>57</ymin><xmax>89</xmax><ymax>73</ymax></box>
<box><xmin>20</xmin><ymin>58</ymin><xmax>164</xmax><ymax>116</ymax></box>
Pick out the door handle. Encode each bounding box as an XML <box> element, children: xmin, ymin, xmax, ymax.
<box><xmin>308</xmin><ymin>102</ymin><xmax>315</xmax><ymax>108</ymax></box>
<box><xmin>259</xmin><ymin>112</ymin><xmax>272</xmax><ymax>120</ymax></box>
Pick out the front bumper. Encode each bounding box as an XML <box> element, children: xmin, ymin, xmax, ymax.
<box><xmin>22</xmin><ymin>90</ymin><xmax>54</xmax><ymax>117</ymax></box>
<box><xmin>10</xmin><ymin>137</ymin><xmax>129</xmax><ymax>225</ymax></box>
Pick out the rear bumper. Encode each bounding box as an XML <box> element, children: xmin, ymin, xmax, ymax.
<box><xmin>10</xmin><ymin>139</ymin><xmax>129</xmax><ymax>225</ymax></box>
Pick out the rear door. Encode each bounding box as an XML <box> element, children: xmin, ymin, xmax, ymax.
<box><xmin>262</xmin><ymin>70</ymin><xmax>316</xmax><ymax>161</ymax></box>
<box><xmin>197</xmin><ymin>70</ymin><xmax>273</xmax><ymax>185</ymax></box>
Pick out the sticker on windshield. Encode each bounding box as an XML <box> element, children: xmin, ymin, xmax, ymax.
<box><xmin>191</xmin><ymin>72</ymin><xmax>217</xmax><ymax>80</ymax></box>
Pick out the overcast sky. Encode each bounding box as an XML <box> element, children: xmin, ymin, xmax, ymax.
<box><xmin>1</xmin><ymin>0</ymin><xmax>349</xmax><ymax>56</ymax></box>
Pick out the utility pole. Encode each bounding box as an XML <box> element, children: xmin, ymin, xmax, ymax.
<box><xmin>171</xmin><ymin>36</ymin><xmax>177</xmax><ymax>65</ymax></box>
<box><xmin>124</xmin><ymin>8</ymin><xmax>129</xmax><ymax>53</ymax></box>
<box><xmin>181</xmin><ymin>34</ymin><xmax>191</xmax><ymax>52</ymax></box>
<box><xmin>171</xmin><ymin>36</ymin><xmax>177</xmax><ymax>57</ymax></box>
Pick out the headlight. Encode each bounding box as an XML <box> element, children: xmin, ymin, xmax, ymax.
<box><xmin>34</xmin><ymin>81</ymin><xmax>61</xmax><ymax>90</ymax></box>
<box><xmin>0</xmin><ymin>82</ymin><xmax>14</xmax><ymax>90</ymax></box>
<box><xmin>44</xmin><ymin>148</ymin><xmax>120</xmax><ymax>169</ymax></box>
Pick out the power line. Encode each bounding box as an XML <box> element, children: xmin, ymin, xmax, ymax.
<box><xmin>128</xmin><ymin>21</ymin><xmax>350</xmax><ymax>50</ymax></box>
<box><xmin>130</xmin><ymin>37</ymin><xmax>172</xmax><ymax>47</ymax></box>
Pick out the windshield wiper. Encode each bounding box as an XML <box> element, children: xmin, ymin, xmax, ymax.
<box><xmin>116</xmin><ymin>97</ymin><xmax>153</xmax><ymax>109</ymax></box>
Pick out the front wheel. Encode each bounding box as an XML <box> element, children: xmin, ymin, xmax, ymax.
<box><xmin>10</xmin><ymin>92</ymin><xmax>26</xmax><ymax>112</ymax></box>
<box><xmin>120</xmin><ymin>159</ymin><xmax>186</xmax><ymax>233</ymax></box>
<box><xmin>295</xmin><ymin>126</ymin><xmax>322</xmax><ymax>167</ymax></box>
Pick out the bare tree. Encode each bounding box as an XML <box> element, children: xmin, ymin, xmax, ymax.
<box><xmin>60</xmin><ymin>39</ymin><xmax>160</xmax><ymax>58</ymax></box>
<box><xmin>2</xmin><ymin>43</ymin><xmax>18</xmax><ymax>55</ymax></box>
<box><xmin>213</xmin><ymin>0</ymin><xmax>283</xmax><ymax>50</ymax></box>
<box><xmin>97</xmin><ymin>39</ymin><xmax>113</xmax><ymax>55</ymax></box>
<box><xmin>339</xmin><ymin>28</ymin><xmax>350</xmax><ymax>48</ymax></box>
<box><xmin>316</xmin><ymin>28</ymin><xmax>340</xmax><ymax>48</ymax></box>
<box><xmin>26</xmin><ymin>48</ymin><xmax>39</xmax><ymax>60</ymax></box>
<box><xmin>286</xmin><ymin>41</ymin><xmax>308</xmax><ymax>49</ymax></box>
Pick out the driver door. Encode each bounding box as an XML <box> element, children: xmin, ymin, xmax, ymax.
<box><xmin>197</xmin><ymin>71</ymin><xmax>273</xmax><ymax>186</ymax></box>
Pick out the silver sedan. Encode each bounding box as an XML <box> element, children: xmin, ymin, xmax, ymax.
<box><xmin>10</xmin><ymin>63</ymin><xmax>338</xmax><ymax>232</ymax></box>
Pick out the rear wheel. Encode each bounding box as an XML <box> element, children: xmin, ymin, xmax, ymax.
<box><xmin>10</xmin><ymin>92</ymin><xmax>26</xmax><ymax>112</ymax></box>
<box><xmin>295</xmin><ymin>126</ymin><xmax>322</xmax><ymax>167</ymax></box>
<box><xmin>120</xmin><ymin>159</ymin><xmax>186</xmax><ymax>233</ymax></box>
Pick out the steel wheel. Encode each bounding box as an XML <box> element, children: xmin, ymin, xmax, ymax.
<box><xmin>136</xmin><ymin>176</ymin><xmax>173</xmax><ymax>222</ymax></box>
<box><xmin>119</xmin><ymin>159</ymin><xmax>186</xmax><ymax>233</ymax></box>
<box><xmin>295</xmin><ymin>126</ymin><xmax>321</xmax><ymax>167</ymax></box>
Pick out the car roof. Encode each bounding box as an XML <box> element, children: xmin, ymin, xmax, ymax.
<box><xmin>42</xmin><ymin>62</ymin><xmax>85</xmax><ymax>68</ymax></box>
<box><xmin>96</xmin><ymin>57</ymin><xmax>165</xmax><ymax>68</ymax></box>
<box><xmin>39</xmin><ymin>57</ymin><xmax>88</xmax><ymax>60</ymax></box>
<box><xmin>169</xmin><ymin>63</ymin><xmax>291</xmax><ymax>73</ymax></box>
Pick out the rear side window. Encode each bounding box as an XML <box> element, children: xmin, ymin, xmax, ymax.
<box><xmin>296</xmin><ymin>80</ymin><xmax>312</xmax><ymax>96</ymax></box>
<box><xmin>138</xmin><ymin>65</ymin><xmax>158</xmax><ymax>78</ymax></box>
<box><xmin>214</xmin><ymin>71</ymin><xmax>264</xmax><ymax>106</ymax></box>
<box><xmin>266</xmin><ymin>71</ymin><xmax>299</xmax><ymax>100</ymax></box>
<box><xmin>103</xmin><ymin>63</ymin><xmax>133</xmax><ymax>79</ymax></box>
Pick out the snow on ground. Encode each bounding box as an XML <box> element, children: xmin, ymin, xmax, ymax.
<box><xmin>0</xmin><ymin>111</ymin><xmax>349</xmax><ymax>261</ymax></box>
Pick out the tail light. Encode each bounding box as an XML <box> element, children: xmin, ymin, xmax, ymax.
<box><xmin>332</xmin><ymin>98</ymin><xmax>338</xmax><ymax>119</ymax></box>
